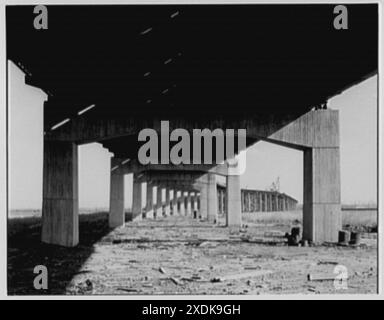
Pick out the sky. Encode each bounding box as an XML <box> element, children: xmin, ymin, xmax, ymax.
<box><xmin>8</xmin><ymin>61</ymin><xmax>377</xmax><ymax>210</ymax></box>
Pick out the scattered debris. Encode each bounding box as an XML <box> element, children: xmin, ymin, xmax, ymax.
<box><xmin>169</xmin><ymin>277</ymin><xmax>181</xmax><ymax>285</ymax></box>
<box><xmin>70</xmin><ymin>279</ymin><xmax>94</xmax><ymax>294</ymax></box>
<box><xmin>8</xmin><ymin>213</ymin><xmax>377</xmax><ymax>295</ymax></box>
<box><xmin>307</xmin><ymin>273</ymin><xmax>346</xmax><ymax>281</ymax></box>
<box><xmin>285</xmin><ymin>227</ymin><xmax>301</xmax><ymax>246</ymax></box>
<box><xmin>317</xmin><ymin>260</ymin><xmax>339</xmax><ymax>265</ymax></box>
<box><xmin>158</xmin><ymin>267</ymin><xmax>167</xmax><ymax>274</ymax></box>
<box><xmin>338</xmin><ymin>230</ymin><xmax>350</xmax><ymax>246</ymax></box>
<box><xmin>198</xmin><ymin>241</ymin><xmax>218</xmax><ymax>248</ymax></box>
<box><xmin>350</xmin><ymin>232</ymin><xmax>361</xmax><ymax>245</ymax></box>
<box><xmin>243</xmin><ymin>266</ymin><xmax>261</xmax><ymax>270</ymax></box>
<box><xmin>116</xmin><ymin>287</ymin><xmax>139</xmax><ymax>293</ymax></box>
<box><xmin>211</xmin><ymin>270</ymin><xmax>273</xmax><ymax>283</ymax></box>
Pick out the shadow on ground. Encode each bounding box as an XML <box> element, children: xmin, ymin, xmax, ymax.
<box><xmin>7</xmin><ymin>212</ymin><xmax>117</xmax><ymax>295</ymax></box>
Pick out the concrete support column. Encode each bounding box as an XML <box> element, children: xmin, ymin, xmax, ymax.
<box><xmin>269</xmin><ymin>194</ymin><xmax>272</xmax><ymax>211</ymax></box>
<box><xmin>190</xmin><ymin>192</ymin><xmax>196</xmax><ymax>217</ymax></box>
<box><xmin>273</xmin><ymin>194</ymin><xmax>276</xmax><ymax>211</ymax></box>
<box><xmin>156</xmin><ymin>186</ymin><xmax>163</xmax><ymax>218</ymax></box>
<box><xmin>109</xmin><ymin>158</ymin><xmax>125</xmax><ymax>229</ymax></box>
<box><xmin>263</xmin><ymin>194</ymin><xmax>266</xmax><ymax>211</ymax></box>
<box><xmin>268</xmin><ymin>194</ymin><xmax>272</xmax><ymax>212</ymax></box>
<box><xmin>179</xmin><ymin>191</ymin><xmax>185</xmax><ymax>216</ymax></box>
<box><xmin>165</xmin><ymin>188</ymin><xmax>171</xmax><ymax>216</ymax></box>
<box><xmin>222</xmin><ymin>190</ymin><xmax>226</xmax><ymax>214</ymax></box>
<box><xmin>172</xmin><ymin>190</ymin><xmax>178</xmax><ymax>215</ymax></box>
<box><xmin>42</xmin><ymin>141</ymin><xmax>79</xmax><ymax>247</ymax></box>
<box><xmin>207</xmin><ymin>174</ymin><xmax>218</xmax><ymax>223</ymax></box>
<box><xmin>219</xmin><ymin>189</ymin><xmax>225</xmax><ymax>215</ymax></box>
<box><xmin>226</xmin><ymin>174</ymin><xmax>242</xmax><ymax>228</ymax></box>
<box><xmin>186</xmin><ymin>192</ymin><xmax>192</xmax><ymax>216</ymax></box>
<box><xmin>303</xmin><ymin>147</ymin><xmax>341</xmax><ymax>243</ymax></box>
<box><xmin>264</xmin><ymin>194</ymin><xmax>268</xmax><ymax>211</ymax></box>
<box><xmin>146</xmin><ymin>182</ymin><xmax>154</xmax><ymax>218</ymax></box>
<box><xmin>131</xmin><ymin>172</ymin><xmax>142</xmax><ymax>221</ymax></box>
<box><xmin>199</xmin><ymin>184</ymin><xmax>208</xmax><ymax>220</ymax></box>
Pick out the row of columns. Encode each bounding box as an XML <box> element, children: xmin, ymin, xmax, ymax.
<box><xmin>241</xmin><ymin>190</ymin><xmax>297</xmax><ymax>213</ymax></box>
<box><xmin>110</xmin><ymin>177</ymin><xmax>204</xmax><ymax>226</ymax></box>
<box><xmin>108</xmin><ymin>169</ymin><xmax>242</xmax><ymax>230</ymax></box>
<box><xmin>143</xmin><ymin>183</ymin><xmax>199</xmax><ymax>219</ymax></box>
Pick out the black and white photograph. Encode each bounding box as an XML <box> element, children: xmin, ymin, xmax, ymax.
<box><xmin>2</xmin><ymin>1</ymin><xmax>381</xmax><ymax>299</ymax></box>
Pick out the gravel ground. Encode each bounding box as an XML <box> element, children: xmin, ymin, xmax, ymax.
<box><xmin>8</xmin><ymin>213</ymin><xmax>377</xmax><ymax>295</ymax></box>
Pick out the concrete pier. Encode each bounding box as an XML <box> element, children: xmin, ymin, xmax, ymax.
<box><xmin>109</xmin><ymin>157</ymin><xmax>125</xmax><ymax>229</ymax></box>
<box><xmin>199</xmin><ymin>183</ymin><xmax>208</xmax><ymax>220</ymax></box>
<box><xmin>303</xmin><ymin>147</ymin><xmax>341</xmax><ymax>243</ymax></box>
<box><xmin>226</xmin><ymin>174</ymin><xmax>242</xmax><ymax>228</ymax></box>
<box><xmin>131</xmin><ymin>172</ymin><xmax>142</xmax><ymax>221</ymax></box>
<box><xmin>165</xmin><ymin>188</ymin><xmax>171</xmax><ymax>216</ymax></box>
<box><xmin>179</xmin><ymin>191</ymin><xmax>185</xmax><ymax>216</ymax></box>
<box><xmin>156</xmin><ymin>186</ymin><xmax>163</xmax><ymax>218</ymax></box>
<box><xmin>172</xmin><ymin>190</ymin><xmax>178</xmax><ymax>215</ymax></box>
<box><xmin>146</xmin><ymin>182</ymin><xmax>154</xmax><ymax>219</ymax></box>
<box><xmin>268</xmin><ymin>110</ymin><xmax>341</xmax><ymax>243</ymax></box>
<box><xmin>207</xmin><ymin>174</ymin><xmax>218</xmax><ymax>223</ymax></box>
<box><xmin>42</xmin><ymin>141</ymin><xmax>79</xmax><ymax>247</ymax></box>
<box><xmin>190</xmin><ymin>192</ymin><xmax>196</xmax><ymax>217</ymax></box>
<box><xmin>186</xmin><ymin>192</ymin><xmax>192</xmax><ymax>216</ymax></box>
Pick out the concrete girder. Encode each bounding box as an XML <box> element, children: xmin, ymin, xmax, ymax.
<box><xmin>44</xmin><ymin>113</ymin><xmax>300</xmax><ymax>145</ymax></box>
<box><xmin>114</xmin><ymin>159</ymin><xmax>229</xmax><ymax>177</ymax></box>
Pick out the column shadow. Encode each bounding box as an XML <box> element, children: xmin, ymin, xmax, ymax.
<box><xmin>7</xmin><ymin>211</ymin><xmax>112</xmax><ymax>295</ymax></box>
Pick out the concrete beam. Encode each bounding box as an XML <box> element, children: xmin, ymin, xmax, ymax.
<box><xmin>45</xmin><ymin>113</ymin><xmax>299</xmax><ymax>145</ymax></box>
<box><xmin>120</xmin><ymin>161</ymin><xmax>229</xmax><ymax>176</ymax></box>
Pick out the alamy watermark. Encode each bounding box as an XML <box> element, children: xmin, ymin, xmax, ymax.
<box><xmin>137</xmin><ymin>121</ymin><xmax>247</xmax><ymax>175</ymax></box>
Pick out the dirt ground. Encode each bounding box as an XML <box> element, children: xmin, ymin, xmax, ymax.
<box><xmin>8</xmin><ymin>213</ymin><xmax>377</xmax><ymax>295</ymax></box>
